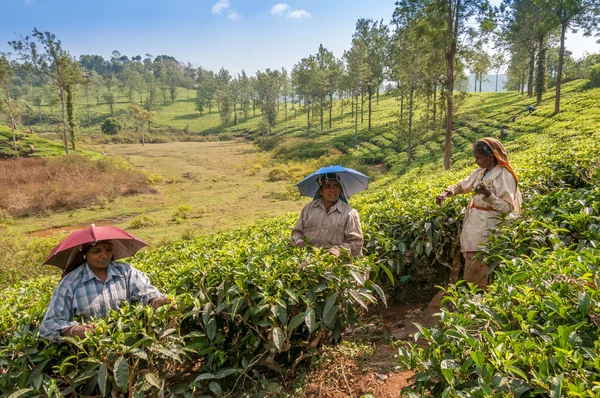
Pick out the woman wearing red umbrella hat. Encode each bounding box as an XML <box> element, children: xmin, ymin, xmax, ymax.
<box><xmin>39</xmin><ymin>225</ymin><xmax>170</xmax><ymax>342</ymax></box>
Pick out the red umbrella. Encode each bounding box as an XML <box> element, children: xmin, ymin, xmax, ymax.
<box><xmin>43</xmin><ymin>224</ymin><xmax>148</xmax><ymax>271</ymax></box>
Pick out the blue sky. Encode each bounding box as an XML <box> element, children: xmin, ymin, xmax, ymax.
<box><xmin>1</xmin><ymin>0</ymin><xmax>598</xmax><ymax>76</ymax></box>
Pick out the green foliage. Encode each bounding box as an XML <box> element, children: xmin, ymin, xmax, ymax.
<box><xmin>100</xmin><ymin>118</ymin><xmax>122</xmax><ymax>135</ymax></box>
<box><xmin>0</xmin><ymin>217</ymin><xmax>389</xmax><ymax>396</ymax></box>
<box><xmin>589</xmin><ymin>64</ymin><xmax>600</xmax><ymax>88</ymax></box>
<box><xmin>129</xmin><ymin>213</ymin><xmax>161</xmax><ymax>229</ymax></box>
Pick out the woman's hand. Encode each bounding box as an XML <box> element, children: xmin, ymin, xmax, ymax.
<box><xmin>436</xmin><ymin>191</ymin><xmax>450</xmax><ymax>206</ymax></box>
<box><xmin>474</xmin><ymin>182</ymin><xmax>492</xmax><ymax>197</ymax></box>
<box><xmin>151</xmin><ymin>297</ymin><xmax>172</xmax><ymax>309</ymax></box>
<box><xmin>63</xmin><ymin>323</ymin><xmax>95</xmax><ymax>338</ymax></box>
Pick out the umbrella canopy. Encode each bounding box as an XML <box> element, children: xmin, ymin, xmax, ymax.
<box><xmin>42</xmin><ymin>224</ymin><xmax>148</xmax><ymax>270</ymax></box>
<box><xmin>296</xmin><ymin>165</ymin><xmax>370</xmax><ymax>199</ymax></box>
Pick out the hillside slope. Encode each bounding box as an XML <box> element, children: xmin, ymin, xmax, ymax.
<box><xmin>0</xmin><ymin>79</ymin><xmax>599</xmax><ymax>396</ymax></box>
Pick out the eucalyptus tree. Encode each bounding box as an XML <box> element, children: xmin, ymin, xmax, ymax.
<box><xmin>0</xmin><ymin>55</ymin><xmax>18</xmax><ymax>152</ymax></box>
<box><xmin>391</xmin><ymin>0</ymin><xmax>430</xmax><ymax>162</ymax></box>
<box><xmin>10</xmin><ymin>29</ymin><xmax>86</xmax><ymax>155</ymax></box>
<box><xmin>216</xmin><ymin>85</ymin><xmax>233</xmax><ymax>126</ymax></box>
<box><xmin>395</xmin><ymin>0</ymin><xmax>494</xmax><ymax>169</ymax></box>
<box><xmin>471</xmin><ymin>50</ymin><xmax>492</xmax><ymax>92</ymax></box>
<box><xmin>546</xmin><ymin>0</ymin><xmax>599</xmax><ymax>113</ymax></box>
<box><xmin>183</xmin><ymin>62</ymin><xmax>198</xmax><ymax>101</ymax></box>
<box><xmin>501</xmin><ymin>0</ymin><xmax>555</xmax><ymax>102</ymax></box>
<box><xmin>157</xmin><ymin>58</ymin><xmax>182</xmax><ymax>105</ymax></box>
<box><xmin>315</xmin><ymin>44</ymin><xmax>339</xmax><ymax>132</ymax></box>
<box><xmin>491</xmin><ymin>52</ymin><xmax>506</xmax><ymax>92</ymax></box>
<box><xmin>128</xmin><ymin>103</ymin><xmax>154</xmax><ymax>145</ymax></box>
<box><xmin>120</xmin><ymin>63</ymin><xmax>144</xmax><ymax>103</ymax></box>
<box><xmin>351</xmin><ymin>19</ymin><xmax>389</xmax><ymax>131</ymax></box>
<box><xmin>343</xmin><ymin>42</ymin><xmax>368</xmax><ymax>138</ymax></box>
<box><xmin>196</xmin><ymin>70</ymin><xmax>218</xmax><ymax>114</ymax></box>
<box><xmin>292</xmin><ymin>55</ymin><xmax>320</xmax><ymax>136</ymax></box>
<box><xmin>238</xmin><ymin>70</ymin><xmax>252</xmax><ymax>120</ymax></box>
<box><xmin>255</xmin><ymin>68</ymin><xmax>282</xmax><ymax>131</ymax></box>
<box><xmin>280</xmin><ymin>68</ymin><xmax>293</xmax><ymax>122</ymax></box>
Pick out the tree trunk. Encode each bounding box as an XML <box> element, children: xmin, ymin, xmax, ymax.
<box><xmin>320</xmin><ymin>96</ymin><xmax>324</xmax><ymax>132</ymax></box>
<box><xmin>535</xmin><ymin>34</ymin><xmax>546</xmax><ymax>105</ymax></box>
<box><xmin>306</xmin><ymin>102</ymin><xmax>311</xmax><ymax>136</ymax></box>
<box><xmin>444</xmin><ymin>0</ymin><xmax>460</xmax><ymax>170</ymax></box>
<box><xmin>354</xmin><ymin>93</ymin><xmax>359</xmax><ymax>137</ymax></box>
<box><xmin>329</xmin><ymin>93</ymin><xmax>333</xmax><ymax>129</ymax></box>
<box><xmin>400</xmin><ymin>89</ymin><xmax>404</xmax><ymax>122</ymax></box>
<box><xmin>479</xmin><ymin>75</ymin><xmax>482</xmax><ymax>92</ymax></box>
<box><xmin>495</xmin><ymin>72</ymin><xmax>499</xmax><ymax>92</ymax></box>
<box><xmin>351</xmin><ymin>94</ymin><xmax>354</xmax><ymax>118</ymax></box>
<box><xmin>521</xmin><ymin>70</ymin><xmax>525</xmax><ymax>94</ymax></box>
<box><xmin>527</xmin><ymin>48</ymin><xmax>535</xmax><ymax>97</ymax></box>
<box><xmin>474</xmin><ymin>76</ymin><xmax>477</xmax><ymax>92</ymax></box>
<box><xmin>59</xmin><ymin>86</ymin><xmax>70</xmax><ymax>155</ymax></box>
<box><xmin>554</xmin><ymin>22</ymin><xmax>567</xmax><ymax>114</ymax></box>
<box><xmin>376</xmin><ymin>87</ymin><xmax>379</xmax><ymax>105</ymax></box>
<box><xmin>368</xmin><ymin>85</ymin><xmax>372</xmax><ymax>131</ymax></box>
<box><xmin>433</xmin><ymin>84</ymin><xmax>437</xmax><ymax>126</ymax></box>
<box><xmin>3</xmin><ymin>86</ymin><xmax>17</xmax><ymax>154</ymax></box>
<box><xmin>284</xmin><ymin>95</ymin><xmax>288</xmax><ymax>121</ymax></box>
<box><xmin>360</xmin><ymin>92</ymin><xmax>364</xmax><ymax>124</ymax></box>
<box><xmin>408</xmin><ymin>86</ymin><xmax>415</xmax><ymax>163</ymax></box>
<box><xmin>340</xmin><ymin>90</ymin><xmax>344</xmax><ymax>122</ymax></box>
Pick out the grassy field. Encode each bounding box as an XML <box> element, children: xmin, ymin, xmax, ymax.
<box><xmin>8</xmin><ymin>140</ymin><xmax>311</xmax><ymax>240</ymax></box>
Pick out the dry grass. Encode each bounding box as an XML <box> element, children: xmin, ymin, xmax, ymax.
<box><xmin>0</xmin><ymin>155</ymin><xmax>153</xmax><ymax>216</ymax></box>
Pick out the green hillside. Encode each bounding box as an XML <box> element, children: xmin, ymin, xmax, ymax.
<box><xmin>0</xmin><ymin>78</ymin><xmax>599</xmax><ymax>396</ymax></box>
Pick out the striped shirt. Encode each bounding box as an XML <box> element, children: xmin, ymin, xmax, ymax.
<box><xmin>291</xmin><ymin>199</ymin><xmax>364</xmax><ymax>257</ymax></box>
<box><xmin>39</xmin><ymin>261</ymin><xmax>164</xmax><ymax>342</ymax></box>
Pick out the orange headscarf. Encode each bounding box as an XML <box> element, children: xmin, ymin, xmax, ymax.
<box><xmin>478</xmin><ymin>137</ymin><xmax>519</xmax><ymax>188</ymax></box>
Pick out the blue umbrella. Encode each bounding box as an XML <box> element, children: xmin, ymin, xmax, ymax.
<box><xmin>296</xmin><ymin>165</ymin><xmax>370</xmax><ymax>199</ymax></box>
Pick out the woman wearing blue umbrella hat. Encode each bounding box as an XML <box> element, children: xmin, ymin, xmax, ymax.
<box><xmin>292</xmin><ymin>166</ymin><xmax>368</xmax><ymax>257</ymax></box>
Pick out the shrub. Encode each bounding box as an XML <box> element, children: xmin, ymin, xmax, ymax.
<box><xmin>589</xmin><ymin>64</ymin><xmax>600</xmax><ymax>88</ymax></box>
<box><xmin>101</xmin><ymin>118</ymin><xmax>122</xmax><ymax>135</ymax></box>
<box><xmin>129</xmin><ymin>213</ymin><xmax>161</xmax><ymax>229</ymax></box>
<box><xmin>273</xmin><ymin>138</ymin><xmax>333</xmax><ymax>161</ymax></box>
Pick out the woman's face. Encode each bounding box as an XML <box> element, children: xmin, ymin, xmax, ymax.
<box><xmin>321</xmin><ymin>180</ymin><xmax>342</xmax><ymax>206</ymax></box>
<box><xmin>474</xmin><ymin>150</ymin><xmax>495</xmax><ymax>170</ymax></box>
<box><xmin>85</xmin><ymin>242</ymin><xmax>114</xmax><ymax>271</ymax></box>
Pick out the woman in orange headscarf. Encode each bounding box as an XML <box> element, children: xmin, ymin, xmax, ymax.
<box><xmin>436</xmin><ymin>137</ymin><xmax>522</xmax><ymax>289</ymax></box>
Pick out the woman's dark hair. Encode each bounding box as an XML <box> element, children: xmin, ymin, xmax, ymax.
<box><xmin>473</xmin><ymin>141</ymin><xmax>494</xmax><ymax>157</ymax></box>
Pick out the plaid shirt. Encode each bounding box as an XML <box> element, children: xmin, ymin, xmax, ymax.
<box><xmin>291</xmin><ymin>199</ymin><xmax>364</xmax><ymax>257</ymax></box>
<box><xmin>39</xmin><ymin>261</ymin><xmax>164</xmax><ymax>342</ymax></box>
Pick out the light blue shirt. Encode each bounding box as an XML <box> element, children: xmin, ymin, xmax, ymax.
<box><xmin>39</xmin><ymin>261</ymin><xmax>164</xmax><ymax>342</ymax></box>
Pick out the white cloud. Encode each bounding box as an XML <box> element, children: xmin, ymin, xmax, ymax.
<box><xmin>228</xmin><ymin>12</ymin><xmax>240</xmax><ymax>20</ymax></box>
<box><xmin>287</xmin><ymin>9</ymin><xmax>310</xmax><ymax>19</ymax></box>
<box><xmin>271</xmin><ymin>3</ymin><xmax>289</xmax><ymax>16</ymax></box>
<box><xmin>211</xmin><ymin>0</ymin><xmax>230</xmax><ymax>14</ymax></box>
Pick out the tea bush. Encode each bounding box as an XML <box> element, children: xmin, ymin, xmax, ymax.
<box><xmin>0</xmin><ymin>216</ymin><xmax>389</xmax><ymax>396</ymax></box>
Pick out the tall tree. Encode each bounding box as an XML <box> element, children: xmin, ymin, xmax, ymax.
<box><xmin>293</xmin><ymin>56</ymin><xmax>320</xmax><ymax>136</ymax></box>
<box><xmin>10</xmin><ymin>29</ymin><xmax>85</xmax><ymax>155</ymax></box>
<box><xmin>548</xmin><ymin>0</ymin><xmax>599</xmax><ymax>113</ymax></box>
<box><xmin>351</xmin><ymin>19</ymin><xmax>389</xmax><ymax>131</ymax></box>
<box><xmin>255</xmin><ymin>69</ymin><xmax>282</xmax><ymax>131</ymax></box>
<box><xmin>405</xmin><ymin>0</ymin><xmax>494</xmax><ymax>169</ymax></box>
<box><xmin>0</xmin><ymin>55</ymin><xmax>18</xmax><ymax>153</ymax></box>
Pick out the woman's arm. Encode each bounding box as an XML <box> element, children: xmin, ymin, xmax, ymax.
<box><xmin>126</xmin><ymin>266</ymin><xmax>165</xmax><ymax>305</ymax></box>
<box><xmin>39</xmin><ymin>284</ymin><xmax>80</xmax><ymax>342</ymax></box>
